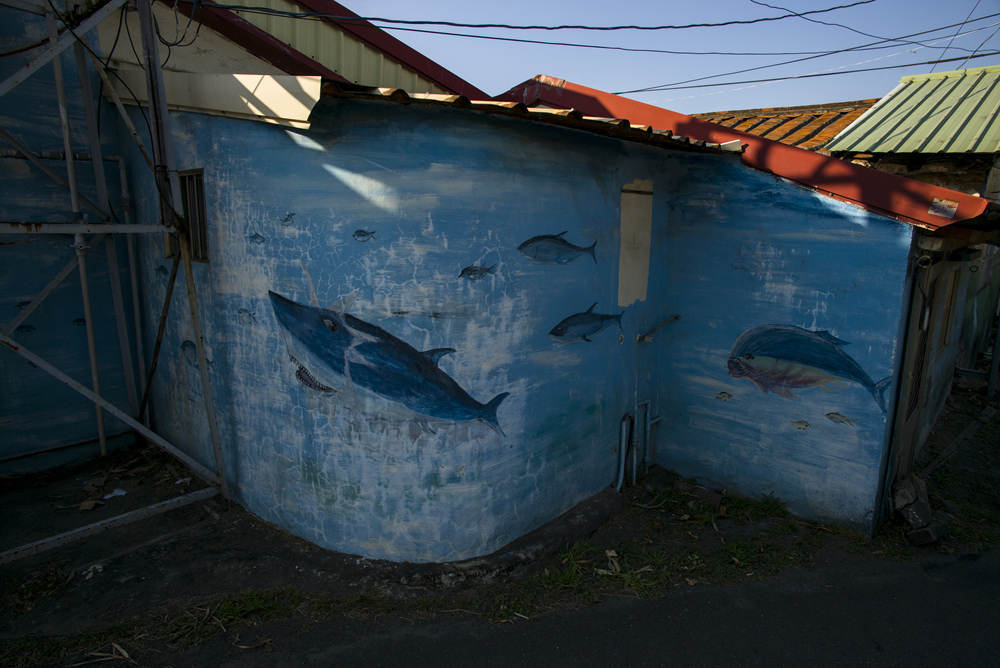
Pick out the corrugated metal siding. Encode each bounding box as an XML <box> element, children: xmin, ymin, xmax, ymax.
<box><xmin>693</xmin><ymin>101</ymin><xmax>876</xmax><ymax>151</ymax></box>
<box><xmin>828</xmin><ymin>65</ymin><xmax>1000</xmax><ymax>154</ymax></box>
<box><xmin>230</xmin><ymin>0</ymin><xmax>447</xmax><ymax>94</ymax></box>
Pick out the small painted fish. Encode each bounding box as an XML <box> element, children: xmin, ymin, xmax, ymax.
<box><xmin>518</xmin><ymin>231</ymin><xmax>597</xmax><ymax>265</ymax></box>
<box><xmin>825</xmin><ymin>412</ymin><xmax>857</xmax><ymax>426</ymax></box>
<box><xmin>248</xmin><ymin>233</ymin><xmax>266</xmax><ymax>245</ymax></box>
<box><xmin>715</xmin><ymin>391</ymin><xmax>733</xmax><ymax>401</ymax></box>
<box><xmin>459</xmin><ymin>264</ymin><xmax>496</xmax><ymax>281</ymax></box>
<box><xmin>352</xmin><ymin>229</ymin><xmax>376</xmax><ymax>242</ymax></box>
<box><xmin>154</xmin><ymin>265</ymin><xmax>170</xmax><ymax>280</ymax></box>
<box><xmin>279</xmin><ymin>212</ymin><xmax>296</xmax><ymax>225</ymax></box>
<box><xmin>15</xmin><ymin>324</ymin><xmax>35</xmax><ymax>333</ymax></box>
<box><xmin>790</xmin><ymin>420</ymin><xmax>810</xmax><ymax>430</ymax></box>
<box><xmin>72</xmin><ymin>317</ymin><xmax>86</xmax><ymax>327</ymax></box>
<box><xmin>15</xmin><ymin>301</ymin><xmax>31</xmax><ymax>311</ymax></box>
<box><xmin>549</xmin><ymin>303</ymin><xmax>623</xmax><ymax>344</ymax></box>
<box><xmin>237</xmin><ymin>308</ymin><xmax>258</xmax><ymax>325</ymax></box>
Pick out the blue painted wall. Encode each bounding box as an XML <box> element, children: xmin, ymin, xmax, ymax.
<box><xmin>118</xmin><ymin>94</ymin><xmax>914</xmax><ymax>561</ymax></box>
<box><xmin>0</xmin><ymin>11</ymin><xmax>134</xmax><ymax>469</ymax></box>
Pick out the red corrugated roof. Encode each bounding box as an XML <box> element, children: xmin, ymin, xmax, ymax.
<box><xmin>496</xmin><ymin>76</ymin><xmax>993</xmax><ymax>233</ymax></box>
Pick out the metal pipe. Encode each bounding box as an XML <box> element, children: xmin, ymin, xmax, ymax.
<box><xmin>0</xmin><ymin>0</ymin><xmax>128</xmax><ymax>99</ymax></box>
<box><xmin>73</xmin><ymin>41</ymin><xmax>110</xmax><ymax>216</ymax></box>
<box><xmin>138</xmin><ymin>254</ymin><xmax>180</xmax><ymax>421</ymax></box>
<box><xmin>0</xmin><ymin>234</ymin><xmax>104</xmax><ymax>336</ymax></box>
<box><xmin>988</xmin><ymin>290</ymin><xmax>1000</xmax><ymax>399</ymax></box>
<box><xmin>136</xmin><ymin>0</ymin><xmax>229</xmax><ymax>498</ymax></box>
<box><xmin>616</xmin><ymin>414</ymin><xmax>633</xmax><ymax>492</ymax></box>
<box><xmin>0</xmin><ymin>222</ymin><xmax>175</xmax><ymax>234</ymax></box>
<box><xmin>74</xmin><ymin>234</ymin><xmax>107</xmax><ymax>456</ymax></box>
<box><xmin>0</xmin><ymin>128</ymin><xmax>107</xmax><ymax>219</ymax></box>
<box><xmin>47</xmin><ymin>10</ymin><xmax>80</xmax><ymax>215</ymax></box>
<box><xmin>0</xmin><ymin>487</ymin><xmax>218</xmax><ymax>566</ymax></box>
<box><xmin>0</xmin><ymin>333</ymin><xmax>219</xmax><ymax>484</ymax></box>
<box><xmin>83</xmin><ymin>42</ymin><xmax>156</xmax><ymax>172</ymax></box>
<box><xmin>116</xmin><ymin>155</ymin><xmax>150</xmax><ymax>424</ymax></box>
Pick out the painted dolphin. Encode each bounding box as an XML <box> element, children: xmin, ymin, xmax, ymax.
<box><xmin>268</xmin><ymin>291</ymin><xmax>509</xmax><ymax>433</ymax></box>
<box><xmin>517</xmin><ymin>232</ymin><xmax>597</xmax><ymax>264</ymax></box>
<box><xmin>549</xmin><ymin>303</ymin><xmax>623</xmax><ymax>343</ymax></box>
<box><xmin>727</xmin><ymin>324</ymin><xmax>890</xmax><ymax>413</ymax></box>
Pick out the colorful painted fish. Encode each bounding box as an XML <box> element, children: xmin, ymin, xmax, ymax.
<box><xmin>549</xmin><ymin>303</ymin><xmax>623</xmax><ymax>344</ymax></box>
<box><xmin>268</xmin><ymin>291</ymin><xmax>509</xmax><ymax>433</ymax></box>
<box><xmin>517</xmin><ymin>232</ymin><xmax>597</xmax><ymax>265</ymax></box>
<box><xmin>459</xmin><ymin>264</ymin><xmax>496</xmax><ymax>281</ymax></box>
<box><xmin>727</xmin><ymin>324</ymin><xmax>890</xmax><ymax>413</ymax></box>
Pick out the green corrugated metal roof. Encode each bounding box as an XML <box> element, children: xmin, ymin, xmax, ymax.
<box><xmin>827</xmin><ymin>65</ymin><xmax>1000</xmax><ymax>154</ymax></box>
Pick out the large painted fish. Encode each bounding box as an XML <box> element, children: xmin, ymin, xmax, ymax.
<box><xmin>268</xmin><ymin>291</ymin><xmax>509</xmax><ymax>433</ymax></box>
<box><xmin>727</xmin><ymin>324</ymin><xmax>891</xmax><ymax>413</ymax></box>
<box><xmin>517</xmin><ymin>232</ymin><xmax>597</xmax><ymax>265</ymax></box>
<box><xmin>549</xmin><ymin>303</ymin><xmax>623</xmax><ymax>344</ymax></box>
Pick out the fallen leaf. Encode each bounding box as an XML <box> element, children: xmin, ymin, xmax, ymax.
<box><xmin>79</xmin><ymin>499</ymin><xmax>104</xmax><ymax>511</ymax></box>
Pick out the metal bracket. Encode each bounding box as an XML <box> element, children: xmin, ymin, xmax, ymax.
<box><xmin>637</xmin><ymin>314</ymin><xmax>680</xmax><ymax>342</ymax></box>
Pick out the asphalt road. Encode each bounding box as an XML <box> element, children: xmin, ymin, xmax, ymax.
<box><xmin>170</xmin><ymin>547</ymin><xmax>1000</xmax><ymax>667</ymax></box>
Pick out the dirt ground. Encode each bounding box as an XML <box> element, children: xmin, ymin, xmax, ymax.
<box><xmin>1</xmin><ymin>379</ymin><xmax>998</xmax><ymax>667</ymax></box>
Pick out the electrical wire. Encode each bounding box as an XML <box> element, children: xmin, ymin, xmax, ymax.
<box><xmin>933</xmin><ymin>0</ymin><xmax>982</xmax><ymax>72</ymax></box>
<box><xmin>624</xmin><ymin>50</ymin><xmax>1000</xmax><ymax>94</ymax></box>
<box><xmin>616</xmin><ymin>18</ymin><xmax>1000</xmax><ymax>94</ymax></box>
<box><xmin>384</xmin><ymin>13</ymin><xmax>1000</xmax><ymax>61</ymax></box>
<box><xmin>185</xmin><ymin>0</ymin><xmax>876</xmax><ymax>32</ymax></box>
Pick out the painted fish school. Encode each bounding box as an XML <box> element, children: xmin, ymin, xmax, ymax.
<box><xmin>1</xmin><ymin>2</ymin><xmax>998</xmax><ymax>564</ymax></box>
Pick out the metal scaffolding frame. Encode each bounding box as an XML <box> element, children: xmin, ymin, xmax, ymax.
<box><xmin>1</xmin><ymin>0</ymin><xmax>229</xmax><ymax>559</ymax></box>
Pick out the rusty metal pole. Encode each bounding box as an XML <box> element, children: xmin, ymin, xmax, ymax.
<box><xmin>135</xmin><ymin>0</ymin><xmax>229</xmax><ymax>497</ymax></box>
<box><xmin>49</xmin><ymin>8</ymin><xmax>106</xmax><ymax>455</ymax></box>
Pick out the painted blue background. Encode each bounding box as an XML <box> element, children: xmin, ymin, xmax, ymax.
<box><xmin>115</xmin><ymin>96</ymin><xmax>913</xmax><ymax>561</ymax></box>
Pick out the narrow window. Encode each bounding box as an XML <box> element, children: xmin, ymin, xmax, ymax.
<box><xmin>164</xmin><ymin>169</ymin><xmax>208</xmax><ymax>263</ymax></box>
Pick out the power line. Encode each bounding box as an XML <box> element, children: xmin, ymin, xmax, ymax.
<box><xmin>616</xmin><ymin>17</ymin><xmax>1000</xmax><ymax>94</ymax></box>
<box><xmin>933</xmin><ymin>0</ymin><xmax>982</xmax><ymax>71</ymax></box>
<box><xmin>621</xmin><ymin>50</ymin><xmax>1000</xmax><ymax>94</ymax></box>
<box><xmin>380</xmin><ymin>20</ymin><xmax>992</xmax><ymax>58</ymax></box>
<box><xmin>191</xmin><ymin>0</ymin><xmax>876</xmax><ymax>31</ymax></box>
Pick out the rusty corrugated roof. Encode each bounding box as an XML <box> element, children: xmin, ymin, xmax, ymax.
<box><xmin>827</xmin><ymin>65</ymin><xmax>1000</xmax><ymax>154</ymax></box>
<box><xmin>496</xmin><ymin>75</ymin><xmax>999</xmax><ymax>234</ymax></box>
<box><xmin>693</xmin><ymin>100</ymin><xmax>876</xmax><ymax>151</ymax></box>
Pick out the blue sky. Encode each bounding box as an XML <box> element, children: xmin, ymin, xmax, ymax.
<box><xmin>357</xmin><ymin>0</ymin><xmax>1000</xmax><ymax>113</ymax></box>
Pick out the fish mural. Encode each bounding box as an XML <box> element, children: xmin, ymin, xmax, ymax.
<box><xmin>248</xmin><ymin>233</ymin><xmax>266</xmax><ymax>245</ymax></box>
<box><xmin>517</xmin><ymin>232</ymin><xmax>597</xmax><ymax>265</ymax></box>
<box><xmin>715</xmin><ymin>391</ymin><xmax>733</xmax><ymax>401</ymax></box>
<box><xmin>237</xmin><ymin>308</ymin><xmax>259</xmax><ymax>325</ymax></box>
<box><xmin>825</xmin><ymin>412</ymin><xmax>857</xmax><ymax>426</ymax></box>
<box><xmin>279</xmin><ymin>212</ymin><xmax>296</xmax><ymax>226</ymax></box>
<box><xmin>352</xmin><ymin>229</ymin><xmax>376</xmax><ymax>242</ymax></box>
<box><xmin>268</xmin><ymin>291</ymin><xmax>509</xmax><ymax>433</ymax></box>
<box><xmin>459</xmin><ymin>264</ymin><xmax>495</xmax><ymax>281</ymax></box>
<box><xmin>549</xmin><ymin>303</ymin><xmax>623</xmax><ymax>344</ymax></box>
<box><xmin>180</xmin><ymin>340</ymin><xmax>214</xmax><ymax>369</ymax></box>
<box><xmin>72</xmin><ymin>317</ymin><xmax>86</xmax><ymax>327</ymax></box>
<box><xmin>727</xmin><ymin>325</ymin><xmax>891</xmax><ymax>413</ymax></box>
<box><xmin>789</xmin><ymin>420</ymin><xmax>810</xmax><ymax>430</ymax></box>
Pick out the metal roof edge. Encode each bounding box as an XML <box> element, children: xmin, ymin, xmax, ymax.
<box><xmin>496</xmin><ymin>76</ymin><xmax>992</xmax><ymax>232</ymax></box>
<box><xmin>162</xmin><ymin>0</ymin><xmax>345</xmax><ymax>81</ymax></box>
<box><xmin>279</xmin><ymin>0</ymin><xmax>488</xmax><ymax>98</ymax></box>
<box><xmin>320</xmin><ymin>82</ymin><xmax>731</xmax><ymax>154</ymax></box>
